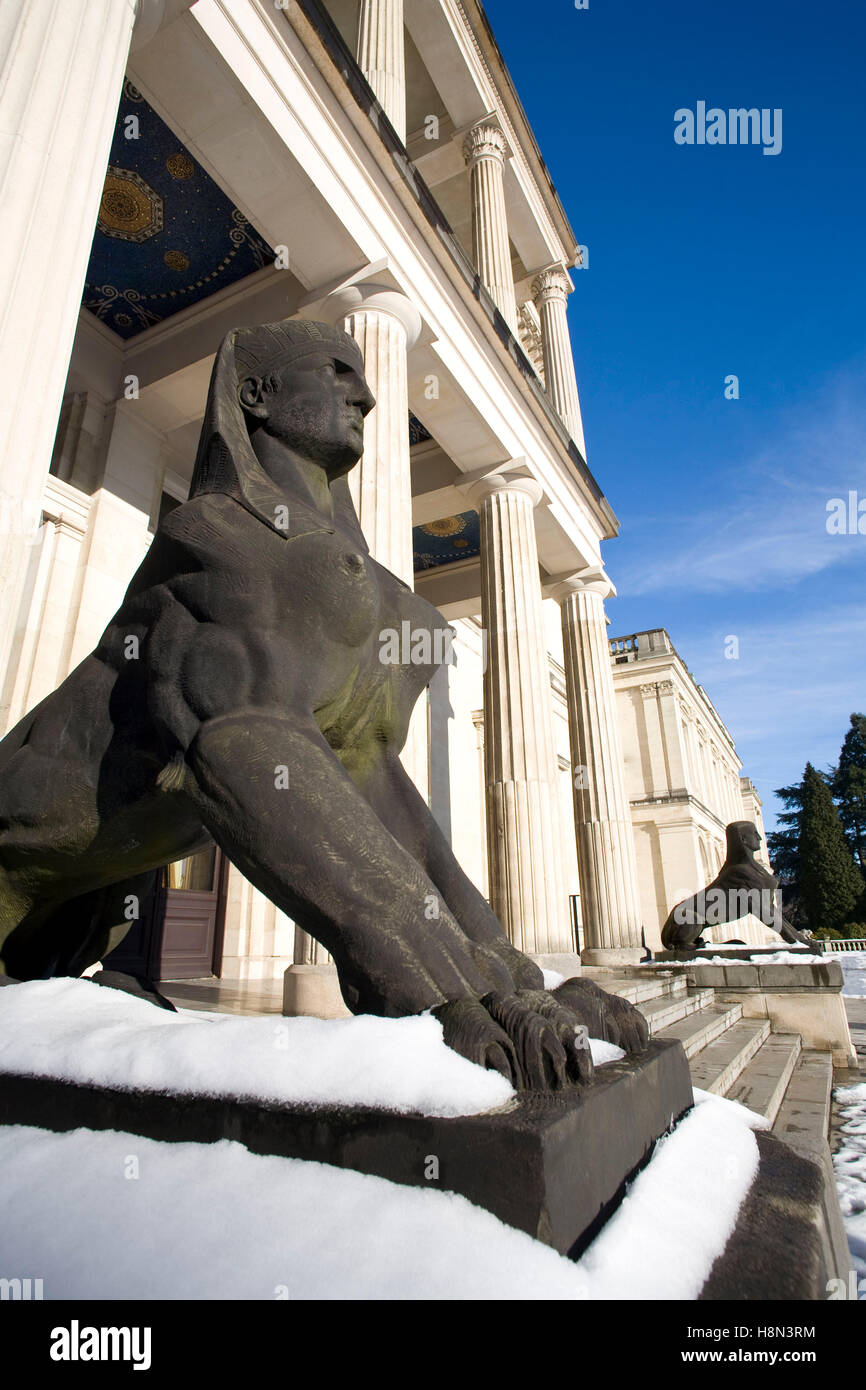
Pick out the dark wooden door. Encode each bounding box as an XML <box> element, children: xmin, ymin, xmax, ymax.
<box><xmin>159</xmin><ymin>846</ymin><xmax>225</xmax><ymax>979</ymax></box>
<box><xmin>103</xmin><ymin>850</ymin><xmax>226</xmax><ymax>981</ymax></box>
<box><xmin>101</xmin><ymin>871</ymin><xmax>166</xmax><ymax>979</ymax></box>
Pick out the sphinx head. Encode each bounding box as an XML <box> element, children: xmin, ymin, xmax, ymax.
<box><xmin>235</xmin><ymin>322</ymin><xmax>375</xmax><ymax>479</ymax></box>
<box><xmin>726</xmin><ymin>820</ymin><xmax>762</xmax><ymax>860</ymax></box>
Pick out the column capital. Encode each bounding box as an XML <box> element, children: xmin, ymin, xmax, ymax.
<box><xmin>462</xmin><ymin>120</ymin><xmax>509</xmax><ymax>167</ymax></box>
<box><xmin>547</xmin><ymin>565</ymin><xmax>616</xmax><ymax>604</ymax></box>
<box><xmin>317</xmin><ymin>281</ymin><xmax>422</xmax><ymax>350</ymax></box>
<box><xmin>464</xmin><ymin>470</ymin><xmax>543</xmax><ymax>511</ymax></box>
<box><xmin>532</xmin><ymin>266</ymin><xmax>573</xmax><ymax>305</ymax></box>
<box><xmin>131</xmin><ymin>0</ymin><xmax>192</xmax><ymax>51</ymax></box>
<box><xmin>639</xmin><ymin>680</ymin><xmax>676</xmax><ymax>699</ymax></box>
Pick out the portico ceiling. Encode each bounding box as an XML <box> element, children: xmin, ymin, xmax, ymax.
<box><xmin>82</xmin><ymin>82</ymin><xmax>275</xmax><ymax>340</ymax></box>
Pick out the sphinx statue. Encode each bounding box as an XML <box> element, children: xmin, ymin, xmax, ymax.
<box><xmin>660</xmin><ymin>820</ymin><xmax>813</xmax><ymax>950</ymax></box>
<box><xmin>0</xmin><ymin>318</ymin><xmax>648</xmax><ymax>1090</ymax></box>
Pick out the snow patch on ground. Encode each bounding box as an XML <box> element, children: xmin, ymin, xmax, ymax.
<box><xmin>833</xmin><ymin>1080</ymin><xmax>866</xmax><ymax>1298</ymax></box>
<box><xmin>747</xmin><ymin>951</ymin><xmax>826</xmax><ymax>965</ymax></box>
<box><xmin>649</xmin><ymin>952</ymin><xmax>825</xmax><ymax>968</ymax></box>
<box><xmin>0</xmin><ymin>977</ymin><xmax>513</xmax><ymax>1118</ymax></box>
<box><xmin>0</xmin><ymin>1090</ymin><xmax>761</xmax><ymax>1300</ymax></box>
<box><xmin>840</xmin><ymin>952</ymin><xmax>866</xmax><ymax>998</ymax></box>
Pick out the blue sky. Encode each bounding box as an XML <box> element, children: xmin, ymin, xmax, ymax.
<box><xmin>485</xmin><ymin>0</ymin><xmax>866</xmax><ymax>830</ymax></box>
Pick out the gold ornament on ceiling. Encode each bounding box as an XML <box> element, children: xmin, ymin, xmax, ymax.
<box><xmin>421</xmin><ymin>516</ymin><xmax>466</xmax><ymax>538</ymax></box>
<box><xmin>166</xmin><ymin>152</ymin><xmax>195</xmax><ymax>180</ymax></box>
<box><xmin>163</xmin><ymin>250</ymin><xmax>190</xmax><ymax>271</ymax></box>
<box><xmin>97</xmin><ymin>167</ymin><xmax>163</xmax><ymax>243</ymax></box>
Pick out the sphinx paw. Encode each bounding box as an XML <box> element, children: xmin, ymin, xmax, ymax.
<box><xmin>551</xmin><ymin>977</ymin><xmax>649</xmax><ymax>1055</ymax></box>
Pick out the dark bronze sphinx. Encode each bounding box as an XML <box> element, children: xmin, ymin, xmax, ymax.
<box><xmin>661</xmin><ymin>820</ymin><xmax>813</xmax><ymax>950</ymax></box>
<box><xmin>0</xmin><ymin>319</ymin><xmax>648</xmax><ymax>1089</ymax></box>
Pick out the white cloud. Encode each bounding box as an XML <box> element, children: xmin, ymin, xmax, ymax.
<box><xmin>617</xmin><ymin>366</ymin><xmax>866</xmax><ymax>596</ymax></box>
<box><xmin>680</xmin><ymin>604</ymin><xmax>866</xmax><ymax>826</ymax></box>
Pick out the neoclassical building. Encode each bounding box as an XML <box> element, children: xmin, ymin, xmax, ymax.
<box><xmin>0</xmin><ymin>0</ymin><xmax>772</xmax><ymax>999</ymax></box>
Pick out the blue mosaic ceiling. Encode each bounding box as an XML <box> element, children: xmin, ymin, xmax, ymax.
<box><xmin>412</xmin><ymin>510</ymin><xmax>480</xmax><ymax>571</ymax></box>
<box><xmin>83</xmin><ymin>81</ymin><xmax>274</xmax><ymax>339</ymax></box>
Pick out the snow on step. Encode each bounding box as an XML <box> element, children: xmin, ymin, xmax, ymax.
<box><xmin>637</xmin><ymin>986</ymin><xmax>714</xmax><ymax>1036</ymax></box>
<box><xmin>687</xmin><ymin>1017</ymin><xmax>771</xmax><ymax>1094</ymax></box>
<box><xmin>724</xmin><ymin>1034</ymin><xmax>802</xmax><ymax>1126</ymax></box>
<box><xmin>772</xmin><ymin>1050</ymin><xmax>833</xmax><ymax>1150</ymax></box>
<box><xmin>654</xmin><ymin>1001</ymin><xmax>744</xmax><ymax>1061</ymax></box>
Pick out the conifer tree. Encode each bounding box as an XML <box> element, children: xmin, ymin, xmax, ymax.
<box><xmin>766</xmin><ymin>778</ymin><xmax>811</xmax><ymax>924</ymax></box>
<box><xmin>798</xmin><ymin>762</ymin><xmax>864</xmax><ymax>932</ymax></box>
<box><xmin>832</xmin><ymin>713</ymin><xmax>866</xmax><ymax>876</ymax></box>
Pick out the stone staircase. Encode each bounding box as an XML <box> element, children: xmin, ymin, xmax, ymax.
<box><xmin>597</xmin><ymin>971</ymin><xmax>834</xmax><ymax>1139</ymax></box>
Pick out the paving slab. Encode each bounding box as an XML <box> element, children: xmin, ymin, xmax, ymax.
<box><xmin>688</xmin><ymin>1017</ymin><xmax>771</xmax><ymax>1094</ymax></box>
<box><xmin>725</xmin><ymin>1034</ymin><xmax>802</xmax><ymax>1125</ymax></box>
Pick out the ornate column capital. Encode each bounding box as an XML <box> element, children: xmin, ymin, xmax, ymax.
<box><xmin>317</xmin><ymin>281</ymin><xmax>422</xmax><ymax>350</ymax></box>
<box><xmin>131</xmin><ymin>0</ymin><xmax>192</xmax><ymax>52</ymax></box>
<box><xmin>462</xmin><ymin>122</ymin><xmax>508</xmax><ymax>167</ymax></box>
<box><xmin>547</xmin><ymin>565</ymin><xmax>615</xmax><ymax>604</ymax></box>
<box><xmin>464</xmin><ymin>470</ymin><xmax>543</xmax><ymax>512</ymax></box>
<box><xmin>532</xmin><ymin>266</ymin><xmax>572</xmax><ymax>305</ymax></box>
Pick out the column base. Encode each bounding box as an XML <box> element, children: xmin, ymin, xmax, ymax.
<box><xmin>530</xmin><ymin>952</ymin><xmax>583</xmax><ymax>979</ymax></box>
<box><xmin>580</xmin><ymin>947</ymin><xmax>644</xmax><ymax>967</ymax></box>
<box><xmin>282</xmin><ymin>964</ymin><xmax>351</xmax><ymax>1019</ymax></box>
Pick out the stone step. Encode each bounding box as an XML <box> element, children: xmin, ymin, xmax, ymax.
<box><xmin>772</xmin><ymin>1050</ymin><xmax>833</xmax><ymax>1154</ymax></box>
<box><xmin>687</xmin><ymin>1017</ymin><xmax>771</xmax><ymax>1093</ymax></box>
<box><xmin>724</xmin><ymin>1034</ymin><xmax>802</xmax><ymax>1125</ymax></box>
<box><xmin>655</xmin><ymin>1000</ymin><xmax>744</xmax><ymax>1061</ymax></box>
<box><xmin>637</xmin><ymin>986</ymin><xmax>714</xmax><ymax>1036</ymax></box>
<box><xmin>594</xmin><ymin>973</ymin><xmax>689</xmax><ymax>1007</ymax></box>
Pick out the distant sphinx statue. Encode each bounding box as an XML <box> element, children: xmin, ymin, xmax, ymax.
<box><xmin>660</xmin><ymin>820</ymin><xmax>813</xmax><ymax>950</ymax></box>
<box><xmin>0</xmin><ymin>318</ymin><xmax>648</xmax><ymax>1090</ymax></box>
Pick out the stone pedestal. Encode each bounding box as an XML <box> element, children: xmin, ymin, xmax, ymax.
<box><xmin>0</xmin><ymin>0</ymin><xmax>143</xmax><ymax>722</ymax></box>
<box><xmin>357</xmin><ymin>0</ymin><xmax>406</xmax><ymax>143</ymax></box>
<box><xmin>463</xmin><ymin>123</ymin><xmax>518</xmax><ymax>332</ymax></box>
<box><xmin>533</xmin><ymin>267</ymin><xmax>586</xmax><ymax>455</ymax></box>
<box><xmin>681</xmin><ymin>958</ymin><xmax>856</xmax><ymax>1068</ymax></box>
<box><xmin>0</xmin><ymin>1038</ymin><xmax>693</xmax><ymax>1259</ymax></box>
<box><xmin>555</xmin><ymin>571</ymin><xmax>644</xmax><ymax>966</ymax></box>
<box><xmin>469</xmin><ymin>473</ymin><xmax>572</xmax><ymax>956</ymax></box>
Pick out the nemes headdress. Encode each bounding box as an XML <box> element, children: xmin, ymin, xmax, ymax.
<box><xmin>188</xmin><ymin>319</ymin><xmax>364</xmax><ymax>535</ymax></box>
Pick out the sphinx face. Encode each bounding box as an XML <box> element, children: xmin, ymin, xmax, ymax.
<box><xmin>252</xmin><ymin>351</ymin><xmax>375</xmax><ymax>478</ymax></box>
<box><xmin>740</xmin><ymin>822</ymin><xmax>762</xmax><ymax>852</ymax></box>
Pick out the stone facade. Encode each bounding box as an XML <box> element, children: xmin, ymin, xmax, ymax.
<box><xmin>0</xmin><ymin>0</ymin><xmax>769</xmax><ymax>987</ymax></box>
<box><xmin>609</xmin><ymin>629</ymin><xmax>777</xmax><ymax>951</ymax></box>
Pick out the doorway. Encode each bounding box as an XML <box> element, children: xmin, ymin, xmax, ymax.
<box><xmin>103</xmin><ymin>846</ymin><xmax>227</xmax><ymax>981</ymax></box>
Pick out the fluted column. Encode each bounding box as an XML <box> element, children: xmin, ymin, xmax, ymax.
<box><xmin>468</xmin><ymin>474</ymin><xmax>571</xmax><ymax>955</ymax></box>
<box><xmin>343</xmin><ymin>297</ymin><xmax>430</xmax><ymax>792</ymax></box>
<box><xmin>343</xmin><ymin>314</ymin><xmax>416</xmax><ymax>585</ymax></box>
<box><xmin>463</xmin><ymin>124</ymin><xmax>518</xmax><ymax>333</ymax></box>
<box><xmin>286</xmin><ymin>284</ymin><xmax>423</xmax><ymax>1007</ymax></box>
<box><xmin>357</xmin><ymin>0</ymin><xmax>406</xmax><ymax>143</ymax></box>
<box><xmin>533</xmin><ymin>267</ymin><xmax>586</xmax><ymax>456</ymax></box>
<box><xmin>555</xmin><ymin>573</ymin><xmax>643</xmax><ymax>963</ymax></box>
<box><xmin>0</xmin><ymin>0</ymin><xmax>153</xmax><ymax>724</ymax></box>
